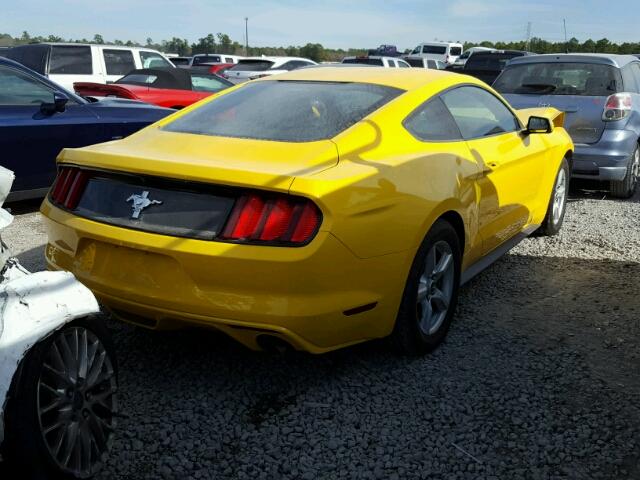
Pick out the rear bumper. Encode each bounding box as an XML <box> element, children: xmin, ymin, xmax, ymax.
<box><xmin>572</xmin><ymin>129</ymin><xmax>637</xmax><ymax>181</ymax></box>
<box><xmin>41</xmin><ymin>200</ymin><xmax>409</xmax><ymax>354</ymax></box>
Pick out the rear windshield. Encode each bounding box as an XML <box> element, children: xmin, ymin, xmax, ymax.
<box><xmin>193</xmin><ymin>55</ymin><xmax>222</xmax><ymax>65</ymax></box>
<box><xmin>494</xmin><ymin>62</ymin><xmax>623</xmax><ymax>96</ymax></box>
<box><xmin>228</xmin><ymin>60</ymin><xmax>274</xmax><ymax>72</ymax></box>
<box><xmin>343</xmin><ymin>58</ymin><xmax>384</xmax><ymax>66</ymax></box>
<box><xmin>450</xmin><ymin>47</ymin><xmax>462</xmax><ymax>56</ymax></box>
<box><xmin>163</xmin><ymin>80</ymin><xmax>403</xmax><ymax>142</ymax></box>
<box><xmin>423</xmin><ymin>45</ymin><xmax>446</xmax><ymax>54</ymax></box>
<box><xmin>466</xmin><ymin>54</ymin><xmax>519</xmax><ymax>71</ymax></box>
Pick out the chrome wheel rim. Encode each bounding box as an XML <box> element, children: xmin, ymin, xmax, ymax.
<box><xmin>37</xmin><ymin>327</ymin><xmax>117</xmax><ymax>478</ymax></box>
<box><xmin>552</xmin><ymin>168</ymin><xmax>567</xmax><ymax>225</ymax></box>
<box><xmin>631</xmin><ymin>148</ymin><xmax>639</xmax><ymax>189</ymax></box>
<box><xmin>417</xmin><ymin>241</ymin><xmax>455</xmax><ymax>335</ymax></box>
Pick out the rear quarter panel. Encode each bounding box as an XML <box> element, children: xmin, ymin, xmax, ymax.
<box><xmin>290</xmin><ymin>80</ymin><xmax>483</xmax><ymax>268</ymax></box>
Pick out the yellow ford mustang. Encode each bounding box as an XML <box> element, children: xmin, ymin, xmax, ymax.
<box><xmin>41</xmin><ymin>68</ymin><xmax>573</xmax><ymax>355</ymax></box>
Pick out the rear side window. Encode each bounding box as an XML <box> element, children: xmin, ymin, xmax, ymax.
<box><xmin>190</xmin><ymin>74</ymin><xmax>232</xmax><ymax>92</ymax></box>
<box><xmin>49</xmin><ymin>46</ymin><xmax>92</xmax><ymax>74</ymax></box>
<box><xmin>103</xmin><ymin>49</ymin><xmax>135</xmax><ymax>75</ymax></box>
<box><xmin>621</xmin><ymin>64</ymin><xmax>640</xmax><ymax>93</ymax></box>
<box><xmin>494</xmin><ymin>62</ymin><xmax>623</xmax><ymax>96</ymax></box>
<box><xmin>398</xmin><ymin>60</ymin><xmax>410</xmax><ymax>68</ymax></box>
<box><xmin>631</xmin><ymin>63</ymin><xmax>640</xmax><ymax>92</ymax></box>
<box><xmin>441</xmin><ymin>86</ymin><xmax>519</xmax><ymax>139</ymax></box>
<box><xmin>228</xmin><ymin>60</ymin><xmax>274</xmax><ymax>72</ymax></box>
<box><xmin>404</xmin><ymin>97</ymin><xmax>462</xmax><ymax>141</ymax></box>
<box><xmin>450</xmin><ymin>47</ymin><xmax>462</xmax><ymax>56</ymax></box>
<box><xmin>422</xmin><ymin>45</ymin><xmax>446</xmax><ymax>54</ymax></box>
<box><xmin>116</xmin><ymin>73</ymin><xmax>157</xmax><ymax>84</ymax></box>
<box><xmin>427</xmin><ymin>60</ymin><xmax>436</xmax><ymax>69</ymax></box>
<box><xmin>164</xmin><ymin>81</ymin><xmax>403</xmax><ymax>142</ymax></box>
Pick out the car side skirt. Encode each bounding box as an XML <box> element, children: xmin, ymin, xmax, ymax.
<box><xmin>460</xmin><ymin>224</ymin><xmax>539</xmax><ymax>286</ymax></box>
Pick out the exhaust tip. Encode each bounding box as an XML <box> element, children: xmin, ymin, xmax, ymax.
<box><xmin>256</xmin><ymin>335</ymin><xmax>294</xmax><ymax>354</ymax></box>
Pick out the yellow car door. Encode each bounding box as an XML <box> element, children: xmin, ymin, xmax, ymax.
<box><xmin>441</xmin><ymin>85</ymin><xmax>548</xmax><ymax>255</ymax></box>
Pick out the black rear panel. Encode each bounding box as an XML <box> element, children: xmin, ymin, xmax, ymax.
<box><xmin>71</xmin><ymin>171</ymin><xmax>236</xmax><ymax>240</ymax></box>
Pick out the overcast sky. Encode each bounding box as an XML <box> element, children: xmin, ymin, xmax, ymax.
<box><xmin>3</xmin><ymin>0</ymin><xmax>639</xmax><ymax>49</ymax></box>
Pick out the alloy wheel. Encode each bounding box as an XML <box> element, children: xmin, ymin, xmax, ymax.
<box><xmin>416</xmin><ymin>240</ymin><xmax>455</xmax><ymax>335</ymax></box>
<box><xmin>552</xmin><ymin>168</ymin><xmax>567</xmax><ymax>225</ymax></box>
<box><xmin>631</xmin><ymin>148</ymin><xmax>639</xmax><ymax>190</ymax></box>
<box><xmin>37</xmin><ymin>327</ymin><xmax>117</xmax><ymax>478</ymax></box>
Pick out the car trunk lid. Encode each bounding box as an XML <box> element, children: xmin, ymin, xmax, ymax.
<box><xmin>54</xmin><ymin>128</ymin><xmax>338</xmax><ymax>239</ymax></box>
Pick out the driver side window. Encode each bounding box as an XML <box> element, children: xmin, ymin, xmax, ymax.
<box><xmin>0</xmin><ymin>66</ymin><xmax>54</xmax><ymax>106</ymax></box>
<box><xmin>441</xmin><ymin>86</ymin><xmax>520</xmax><ymax>139</ymax></box>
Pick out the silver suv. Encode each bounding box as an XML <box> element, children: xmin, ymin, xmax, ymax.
<box><xmin>494</xmin><ymin>54</ymin><xmax>640</xmax><ymax>197</ymax></box>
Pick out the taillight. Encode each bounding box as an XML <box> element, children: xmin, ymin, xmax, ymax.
<box><xmin>50</xmin><ymin>166</ymin><xmax>90</xmax><ymax>210</ymax></box>
<box><xmin>220</xmin><ymin>193</ymin><xmax>321</xmax><ymax>245</ymax></box>
<box><xmin>603</xmin><ymin>93</ymin><xmax>632</xmax><ymax>121</ymax></box>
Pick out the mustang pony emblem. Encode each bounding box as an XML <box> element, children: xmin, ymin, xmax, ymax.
<box><xmin>126</xmin><ymin>191</ymin><xmax>162</xmax><ymax>219</ymax></box>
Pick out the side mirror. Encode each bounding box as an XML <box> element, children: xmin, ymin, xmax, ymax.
<box><xmin>526</xmin><ymin>116</ymin><xmax>552</xmax><ymax>134</ymax></box>
<box><xmin>40</xmin><ymin>92</ymin><xmax>69</xmax><ymax>115</ymax></box>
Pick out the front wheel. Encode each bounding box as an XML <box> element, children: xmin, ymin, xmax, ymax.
<box><xmin>390</xmin><ymin>219</ymin><xmax>461</xmax><ymax>356</ymax></box>
<box><xmin>4</xmin><ymin>316</ymin><xmax>118</xmax><ymax>479</ymax></box>
<box><xmin>538</xmin><ymin>157</ymin><xmax>570</xmax><ymax>236</ymax></box>
<box><xmin>610</xmin><ymin>145</ymin><xmax>639</xmax><ymax>199</ymax></box>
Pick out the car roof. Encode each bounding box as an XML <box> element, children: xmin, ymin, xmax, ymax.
<box><xmin>417</xmin><ymin>42</ymin><xmax>462</xmax><ymax>46</ymax></box>
<box><xmin>17</xmin><ymin>42</ymin><xmax>161</xmax><ymax>51</ymax></box>
<box><xmin>507</xmin><ymin>53</ymin><xmax>639</xmax><ymax>68</ymax></box>
<box><xmin>255</xmin><ymin>66</ymin><xmax>470</xmax><ymax>90</ymax></box>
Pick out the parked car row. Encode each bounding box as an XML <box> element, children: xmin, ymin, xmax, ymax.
<box><xmin>170</xmin><ymin>53</ymin><xmax>243</xmax><ymax>68</ymax></box>
<box><xmin>4</xmin><ymin>43</ymin><xmax>174</xmax><ymax>90</ymax></box>
<box><xmin>446</xmin><ymin>50</ymin><xmax>533</xmax><ymax>84</ymax></box>
<box><xmin>1</xmin><ymin>39</ymin><xmax>640</xmax><ymax>479</ymax></box>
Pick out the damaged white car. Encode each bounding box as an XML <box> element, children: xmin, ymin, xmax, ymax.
<box><xmin>0</xmin><ymin>166</ymin><xmax>117</xmax><ymax>479</ymax></box>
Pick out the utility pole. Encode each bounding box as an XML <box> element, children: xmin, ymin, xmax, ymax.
<box><xmin>525</xmin><ymin>22</ymin><xmax>532</xmax><ymax>51</ymax></box>
<box><xmin>563</xmin><ymin>19</ymin><xmax>568</xmax><ymax>52</ymax></box>
<box><xmin>244</xmin><ymin>17</ymin><xmax>249</xmax><ymax>56</ymax></box>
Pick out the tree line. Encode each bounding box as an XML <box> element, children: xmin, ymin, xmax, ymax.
<box><xmin>1</xmin><ymin>31</ymin><xmax>639</xmax><ymax>62</ymax></box>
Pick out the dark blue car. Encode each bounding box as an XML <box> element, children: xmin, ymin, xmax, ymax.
<box><xmin>0</xmin><ymin>57</ymin><xmax>172</xmax><ymax>201</ymax></box>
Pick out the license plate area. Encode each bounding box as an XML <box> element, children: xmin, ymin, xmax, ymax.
<box><xmin>73</xmin><ymin>172</ymin><xmax>236</xmax><ymax>240</ymax></box>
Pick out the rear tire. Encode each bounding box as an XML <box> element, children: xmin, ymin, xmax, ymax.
<box><xmin>609</xmin><ymin>145</ymin><xmax>639</xmax><ymax>199</ymax></box>
<box><xmin>4</xmin><ymin>316</ymin><xmax>118</xmax><ymax>480</ymax></box>
<box><xmin>539</xmin><ymin>157</ymin><xmax>570</xmax><ymax>236</ymax></box>
<box><xmin>390</xmin><ymin>219</ymin><xmax>461</xmax><ymax>356</ymax></box>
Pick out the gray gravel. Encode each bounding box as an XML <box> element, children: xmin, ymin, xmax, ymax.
<box><xmin>2</xmin><ymin>183</ymin><xmax>639</xmax><ymax>480</ymax></box>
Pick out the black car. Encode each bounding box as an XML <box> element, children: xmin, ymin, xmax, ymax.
<box><xmin>448</xmin><ymin>50</ymin><xmax>533</xmax><ymax>85</ymax></box>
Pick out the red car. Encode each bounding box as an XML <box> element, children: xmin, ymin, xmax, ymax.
<box><xmin>74</xmin><ymin>68</ymin><xmax>233</xmax><ymax>109</ymax></box>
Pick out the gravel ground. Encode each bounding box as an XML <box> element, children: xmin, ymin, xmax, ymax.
<box><xmin>1</xmin><ymin>182</ymin><xmax>639</xmax><ymax>480</ymax></box>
